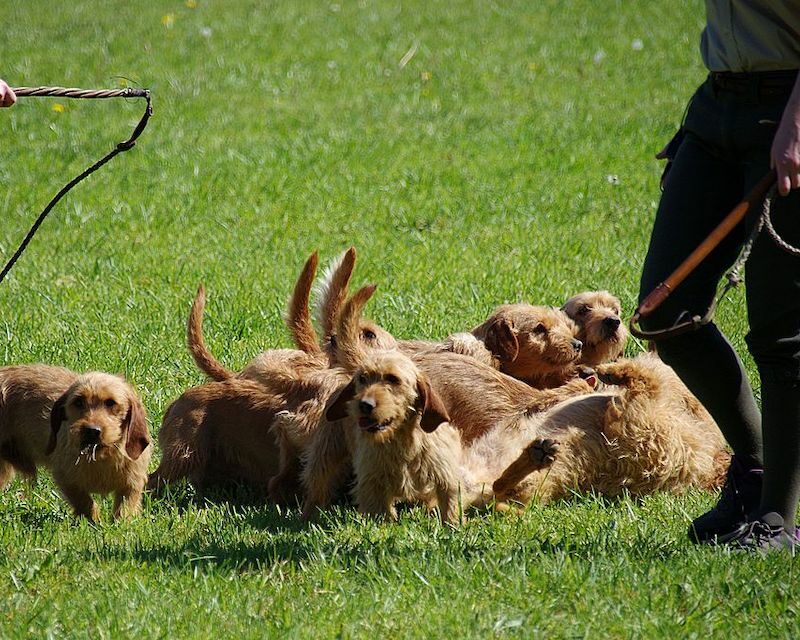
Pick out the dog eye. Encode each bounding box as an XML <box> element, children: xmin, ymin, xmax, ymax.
<box><xmin>362</xmin><ymin>329</ymin><xmax>377</xmax><ymax>341</ymax></box>
<box><xmin>385</xmin><ymin>374</ymin><xmax>401</xmax><ymax>385</ymax></box>
<box><xmin>532</xmin><ymin>323</ymin><xmax>547</xmax><ymax>334</ymax></box>
<box><xmin>357</xmin><ymin>373</ymin><xmax>367</xmax><ymax>385</ymax></box>
<box><xmin>72</xmin><ymin>397</ymin><xmax>84</xmax><ymax>410</ymax></box>
<box><xmin>578</xmin><ymin>305</ymin><xmax>590</xmax><ymax>316</ymax></box>
<box><xmin>104</xmin><ymin>399</ymin><xmax>117</xmax><ymax>409</ymax></box>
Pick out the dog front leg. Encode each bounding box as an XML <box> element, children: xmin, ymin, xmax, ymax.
<box><xmin>492</xmin><ymin>438</ymin><xmax>560</xmax><ymax>499</ymax></box>
<box><xmin>436</xmin><ymin>486</ymin><xmax>462</xmax><ymax>524</ymax></box>
<box><xmin>60</xmin><ymin>483</ymin><xmax>99</xmax><ymax>522</ymax></box>
<box><xmin>113</xmin><ymin>488</ymin><xmax>143</xmax><ymax>519</ymax></box>
<box><xmin>300</xmin><ymin>423</ymin><xmax>352</xmax><ymax>522</ymax></box>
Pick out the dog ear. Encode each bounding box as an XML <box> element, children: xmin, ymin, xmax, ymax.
<box><xmin>123</xmin><ymin>395</ymin><xmax>150</xmax><ymax>460</ymax></box>
<box><xmin>483</xmin><ymin>318</ymin><xmax>519</xmax><ymax>362</ymax></box>
<box><xmin>46</xmin><ymin>392</ymin><xmax>69</xmax><ymax>455</ymax></box>
<box><xmin>415</xmin><ymin>375</ymin><xmax>450</xmax><ymax>433</ymax></box>
<box><xmin>325</xmin><ymin>378</ymin><xmax>357</xmax><ymax>421</ymax></box>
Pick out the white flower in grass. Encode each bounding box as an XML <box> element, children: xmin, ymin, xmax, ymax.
<box><xmin>593</xmin><ymin>49</ymin><xmax>606</xmax><ymax>64</ymax></box>
<box><xmin>632</xmin><ymin>39</ymin><xmax>644</xmax><ymax>51</ymax></box>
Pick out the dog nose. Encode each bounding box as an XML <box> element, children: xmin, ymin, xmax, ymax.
<box><xmin>603</xmin><ymin>317</ymin><xmax>621</xmax><ymax>331</ymax></box>
<box><xmin>572</xmin><ymin>339</ymin><xmax>583</xmax><ymax>352</ymax></box>
<box><xmin>358</xmin><ymin>399</ymin><xmax>376</xmax><ymax>415</ymax></box>
<box><xmin>80</xmin><ymin>425</ymin><xmax>102</xmax><ymax>446</ymax></box>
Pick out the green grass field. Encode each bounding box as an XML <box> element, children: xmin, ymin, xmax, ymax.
<box><xmin>1</xmin><ymin>1</ymin><xmax>795</xmax><ymax>637</ymax></box>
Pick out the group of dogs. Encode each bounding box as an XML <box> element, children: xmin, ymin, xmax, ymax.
<box><xmin>0</xmin><ymin>248</ymin><xmax>730</xmax><ymax>523</ymax></box>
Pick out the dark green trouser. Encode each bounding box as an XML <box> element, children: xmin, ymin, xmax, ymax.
<box><xmin>639</xmin><ymin>73</ymin><xmax>800</xmax><ymax>528</ymax></box>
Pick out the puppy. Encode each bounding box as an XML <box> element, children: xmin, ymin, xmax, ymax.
<box><xmin>320</xmin><ymin>285</ymin><xmax>473</xmax><ymax>523</ymax></box>
<box><xmin>470</xmin><ymin>304</ymin><xmax>585</xmax><ymax>387</ymax></box>
<box><xmin>562</xmin><ymin>291</ymin><xmax>628</xmax><ymax>366</ymax></box>
<box><xmin>49</xmin><ymin>372</ymin><xmax>151</xmax><ymax>521</ymax></box>
<box><xmin>0</xmin><ymin>364</ymin><xmax>78</xmax><ymax>488</ymax></box>
<box><xmin>491</xmin><ymin>353</ymin><xmax>729</xmax><ymax>505</ymax></box>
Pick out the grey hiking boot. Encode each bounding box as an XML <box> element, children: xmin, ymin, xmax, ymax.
<box><xmin>688</xmin><ymin>456</ymin><xmax>763</xmax><ymax>544</ymax></box>
<box><xmin>723</xmin><ymin>512</ymin><xmax>799</xmax><ymax>554</ymax></box>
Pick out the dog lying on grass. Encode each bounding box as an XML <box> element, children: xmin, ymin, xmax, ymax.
<box><xmin>403</xmin><ymin>303</ymin><xmax>587</xmax><ymax>389</ymax></box>
<box><xmin>492</xmin><ymin>353</ymin><xmax>729</xmax><ymax>505</ymax></box>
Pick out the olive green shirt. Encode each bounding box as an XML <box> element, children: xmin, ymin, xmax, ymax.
<box><xmin>701</xmin><ymin>0</ymin><xmax>800</xmax><ymax>71</ymax></box>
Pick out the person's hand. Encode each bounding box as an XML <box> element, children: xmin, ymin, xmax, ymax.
<box><xmin>0</xmin><ymin>80</ymin><xmax>16</xmax><ymax>107</ymax></box>
<box><xmin>771</xmin><ymin>78</ymin><xmax>800</xmax><ymax>196</ymax></box>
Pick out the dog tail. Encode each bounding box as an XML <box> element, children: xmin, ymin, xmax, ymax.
<box><xmin>314</xmin><ymin>247</ymin><xmax>356</xmax><ymax>340</ymax></box>
<box><xmin>336</xmin><ymin>284</ymin><xmax>377</xmax><ymax>370</ymax></box>
<box><xmin>187</xmin><ymin>284</ymin><xmax>235</xmax><ymax>381</ymax></box>
<box><xmin>286</xmin><ymin>251</ymin><xmax>322</xmax><ymax>354</ymax></box>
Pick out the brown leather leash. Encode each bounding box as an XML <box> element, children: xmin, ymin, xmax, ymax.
<box><xmin>0</xmin><ymin>86</ymin><xmax>153</xmax><ymax>286</ymax></box>
<box><xmin>630</xmin><ymin>170</ymin><xmax>777</xmax><ymax>340</ymax></box>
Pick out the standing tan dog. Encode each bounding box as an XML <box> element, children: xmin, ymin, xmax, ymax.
<box><xmin>165</xmin><ymin>250</ymin><xmax>392</xmax><ymax>502</ymax></box>
<box><xmin>148</xmin><ymin>368</ymin><xmax>350</xmax><ymax>504</ymax></box>
<box><xmin>48</xmin><ymin>372</ymin><xmax>151</xmax><ymax>521</ymax></box>
<box><xmin>0</xmin><ymin>364</ymin><xmax>77</xmax><ymax>488</ymax></box>
<box><xmin>1</xmin><ymin>365</ymin><xmax>150</xmax><ymax>520</ymax></box>
<box><xmin>319</xmin><ymin>285</ymin><xmax>468</xmax><ymax>522</ymax></box>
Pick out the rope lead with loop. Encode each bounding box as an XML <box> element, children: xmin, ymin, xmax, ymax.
<box><xmin>0</xmin><ymin>86</ymin><xmax>153</xmax><ymax>286</ymax></box>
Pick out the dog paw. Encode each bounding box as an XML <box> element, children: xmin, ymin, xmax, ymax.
<box><xmin>595</xmin><ymin>363</ymin><xmax>634</xmax><ymax>387</ymax></box>
<box><xmin>526</xmin><ymin>438</ymin><xmax>559</xmax><ymax>468</ymax></box>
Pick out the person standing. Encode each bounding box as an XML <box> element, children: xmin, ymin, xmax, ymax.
<box><xmin>638</xmin><ymin>2</ymin><xmax>800</xmax><ymax>551</ymax></box>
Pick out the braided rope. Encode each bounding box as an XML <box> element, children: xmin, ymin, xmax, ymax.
<box><xmin>0</xmin><ymin>85</ymin><xmax>152</xmax><ymax>286</ymax></box>
<box><xmin>13</xmin><ymin>86</ymin><xmax>150</xmax><ymax>100</ymax></box>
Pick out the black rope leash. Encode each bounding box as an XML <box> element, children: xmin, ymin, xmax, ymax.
<box><xmin>0</xmin><ymin>86</ymin><xmax>153</xmax><ymax>286</ymax></box>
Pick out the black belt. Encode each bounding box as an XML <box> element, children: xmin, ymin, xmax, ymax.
<box><xmin>710</xmin><ymin>70</ymin><xmax>798</xmax><ymax>96</ymax></box>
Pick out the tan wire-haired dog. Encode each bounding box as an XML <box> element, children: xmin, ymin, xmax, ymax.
<box><xmin>491</xmin><ymin>353</ymin><xmax>729</xmax><ymax>505</ymax></box>
<box><xmin>319</xmin><ymin>285</ymin><xmax>471</xmax><ymax>523</ymax></box>
<box><xmin>48</xmin><ymin>372</ymin><xmax>151</xmax><ymax>521</ymax></box>
<box><xmin>0</xmin><ymin>364</ymin><xmax>78</xmax><ymax>488</ymax></box>
<box><xmin>469</xmin><ymin>304</ymin><xmax>585</xmax><ymax>387</ymax></box>
<box><xmin>562</xmin><ymin>291</ymin><xmax>628</xmax><ymax>366</ymax></box>
<box><xmin>402</xmin><ymin>304</ymin><xmax>586</xmax><ymax>389</ymax></box>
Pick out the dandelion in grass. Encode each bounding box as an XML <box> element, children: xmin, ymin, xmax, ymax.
<box><xmin>186</xmin><ymin>0</ymin><xmax>197</xmax><ymax>8</ymax></box>
<box><xmin>162</xmin><ymin>13</ymin><xmax>175</xmax><ymax>28</ymax></box>
<box><xmin>421</xmin><ymin>71</ymin><xmax>432</xmax><ymax>82</ymax></box>
<box><xmin>52</xmin><ymin>103</ymin><xmax>65</xmax><ymax>113</ymax></box>
<box><xmin>528</xmin><ymin>62</ymin><xmax>540</xmax><ymax>71</ymax></box>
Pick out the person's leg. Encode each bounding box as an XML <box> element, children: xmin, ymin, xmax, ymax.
<box><xmin>638</xmin><ymin>81</ymin><xmax>767</xmax><ymax>542</ymax></box>
<box><xmin>744</xmin><ymin>187</ymin><xmax>800</xmax><ymax>531</ymax></box>
<box><xmin>639</xmin><ymin>129</ymin><xmax>763</xmax><ymax>468</ymax></box>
